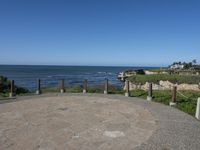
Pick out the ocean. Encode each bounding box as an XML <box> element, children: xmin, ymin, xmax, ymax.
<box><xmin>0</xmin><ymin>65</ymin><xmax>155</xmax><ymax>91</ymax></box>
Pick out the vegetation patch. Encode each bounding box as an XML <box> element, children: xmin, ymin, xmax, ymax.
<box><xmin>41</xmin><ymin>84</ymin><xmax>124</xmax><ymax>94</ymax></box>
<box><xmin>146</xmin><ymin>68</ymin><xmax>168</xmax><ymax>73</ymax></box>
<box><xmin>41</xmin><ymin>87</ymin><xmax>59</xmax><ymax>93</ymax></box>
<box><xmin>65</xmin><ymin>86</ymin><xmax>83</xmax><ymax>93</ymax></box>
<box><xmin>107</xmin><ymin>85</ymin><xmax>124</xmax><ymax>94</ymax></box>
<box><xmin>130</xmin><ymin>89</ymin><xmax>200</xmax><ymax>116</ymax></box>
<box><xmin>128</xmin><ymin>74</ymin><xmax>200</xmax><ymax>84</ymax></box>
<box><xmin>0</xmin><ymin>76</ymin><xmax>30</xmax><ymax>97</ymax></box>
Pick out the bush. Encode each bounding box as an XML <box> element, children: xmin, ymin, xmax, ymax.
<box><xmin>16</xmin><ymin>87</ymin><xmax>30</xmax><ymax>94</ymax></box>
<box><xmin>0</xmin><ymin>76</ymin><xmax>10</xmax><ymax>93</ymax></box>
<box><xmin>0</xmin><ymin>75</ymin><xmax>30</xmax><ymax>97</ymax></box>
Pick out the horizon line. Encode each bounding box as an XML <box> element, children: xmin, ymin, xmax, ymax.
<box><xmin>0</xmin><ymin>64</ymin><xmax>167</xmax><ymax>68</ymax></box>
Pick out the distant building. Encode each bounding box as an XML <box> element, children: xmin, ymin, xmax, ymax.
<box><xmin>170</xmin><ymin>64</ymin><xmax>184</xmax><ymax>70</ymax></box>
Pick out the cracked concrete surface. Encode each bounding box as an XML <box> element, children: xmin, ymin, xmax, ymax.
<box><xmin>0</xmin><ymin>95</ymin><xmax>156</xmax><ymax>150</ymax></box>
<box><xmin>0</xmin><ymin>93</ymin><xmax>200</xmax><ymax>150</ymax></box>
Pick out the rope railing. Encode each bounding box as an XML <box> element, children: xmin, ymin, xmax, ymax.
<box><xmin>176</xmin><ymin>91</ymin><xmax>197</xmax><ymax>101</ymax></box>
<box><xmin>143</xmin><ymin>82</ymin><xmax>198</xmax><ymax>100</ymax></box>
<box><xmin>157</xmin><ymin>82</ymin><xmax>198</xmax><ymax>101</ymax></box>
<box><xmin>7</xmin><ymin>78</ymin><xmax>199</xmax><ymax>101</ymax></box>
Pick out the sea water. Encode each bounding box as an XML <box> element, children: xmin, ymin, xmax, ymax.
<box><xmin>0</xmin><ymin>65</ymin><xmax>154</xmax><ymax>91</ymax></box>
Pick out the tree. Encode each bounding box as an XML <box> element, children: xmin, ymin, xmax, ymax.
<box><xmin>184</xmin><ymin>63</ymin><xmax>190</xmax><ymax>69</ymax></box>
<box><xmin>188</xmin><ymin>62</ymin><xmax>193</xmax><ymax>68</ymax></box>
<box><xmin>192</xmin><ymin>59</ymin><xmax>197</xmax><ymax>65</ymax></box>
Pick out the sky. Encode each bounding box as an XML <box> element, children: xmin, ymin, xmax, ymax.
<box><xmin>0</xmin><ymin>0</ymin><xmax>200</xmax><ymax>67</ymax></box>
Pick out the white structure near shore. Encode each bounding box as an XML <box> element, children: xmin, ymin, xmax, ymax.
<box><xmin>170</xmin><ymin>64</ymin><xmax>184</xmax><ymax>70</ymax></box>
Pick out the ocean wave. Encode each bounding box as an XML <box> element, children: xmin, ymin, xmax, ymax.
<box><xmin>97</xmin><ymin>72</ymin><xmax>106</xmax><ymax>74</ymax></box>
<box><xmin>97</xmin><ymin>72</ymin><xmax>114</xmax><ymax>75</ymax></box>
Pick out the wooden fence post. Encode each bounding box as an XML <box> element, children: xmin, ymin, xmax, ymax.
<box><xmin>147</xmin><ymin>82</ymin><xmax>153</xmax><ymax>101</ymax></box>
<box><xmin>36</xmin><ymin>79</ymin><xmax>41</xmax><ymax>95</ymax></box>
<box><xmin>125</xmin><ymin>80</ymin><xmax>129</xmax><ymax>97</ymax></box>
<box><xmin>170</xmin><ymin>85</ymin><xmax>177</xmax><ymax>106</ymax></box>
<box><xmin>0</xmin><ymin>80</ymin><xmax>2</xmax><ymax>92</ymax></box>
<box><xmin>104</xmin><ymin>79</ymin><xmax>108</xmax><ymax>94</ymax></box>
<box><xmin>9</xmin><ymin>80</ymin><xmax>15</xmax><ymax>97</ymax></box>
<box><xmin>83</xmin><ymin>79</ymin><xmax>87</xmax><ymax>93</ymax></box>
<box><xmin>60</xmin><ymin>79</ymin><xmax>65</xmax><ymax>93</ymax></box>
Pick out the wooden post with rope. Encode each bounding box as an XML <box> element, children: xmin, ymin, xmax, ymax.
<box><xmin>147</xmin><ymin>82</ymin><xmax>153</xmax><ymax>101</ymax></box>
<box><xmin>170</xmin><ymin>85</ymin><xmax>177</xmax><ymax>106</ymax></box>
<box><xmin>9</xmin><ymin>80</ymin><xmax>15</xmax><ymax>97</ymax></box>
<box><xmin>36</xmin><ymin>79</ymin><xmax>41</xmax><ymax>95</ymax></box>
<box><xmin>83</xmin><ymin>79</ymin><xmax>87</xmax><ymax>93</ymax></box>
<box><xmin>125</xmin><ymin>80</ymin><xmax>130</xmax><ymax>97</ymax></box>
<box><xmin>104</xmin><ymin>78</ymin><xmax>108</xmax><ymax>94</ymax></box>
<box><xmin>60</xmin><ymin>79</ymin><xmax>65</xmax><ymax>93</ymax></box>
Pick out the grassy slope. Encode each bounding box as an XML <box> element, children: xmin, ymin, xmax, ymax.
<box><xmin>130</xmin><ymin>89</ymin><xmax>200</xmax><ymax>116</ymax></box>
<box><xmin>128</xmin><ymin>74</ymin><xmax>200</xmax><ymax>84</ymax></box>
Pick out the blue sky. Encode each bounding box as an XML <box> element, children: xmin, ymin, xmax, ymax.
<box><xmin>0</xmin><ymin>0</ymin><xmax>200</xmax><ymax>66</ymax></box>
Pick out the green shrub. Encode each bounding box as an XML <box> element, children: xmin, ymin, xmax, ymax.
<box><xmin>0</xmin><ymin>75</ymin><xmax>30</xmax><ymax>97</ymax></box>
<box><xmin>0</xmin><ymin>76</ymin><xmax>10</xmax><ymax>93</ymax></box>
<box><xmin>16</xmin><ymin>87</ymin><xmax>30</xmax><ymax>94</ymax></box>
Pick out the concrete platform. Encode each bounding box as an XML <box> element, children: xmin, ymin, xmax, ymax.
<box><xmin>0</xmin><ymin>94</ymin><xmax>200</xmax><ymax>150</ymax></box>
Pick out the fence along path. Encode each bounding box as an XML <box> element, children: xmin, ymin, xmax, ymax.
<box><xmin>147</xmin><ymin>82</ymin><xmax>200</xmax><ymax>119</ymax></box>
<box><xmin>157</xmin><ymin>82</ymin><xmax>198</xmax><ymax>101</ymax></box>
<box><xmin>6</xmin><ymin>78</ymin><xmax>200</xmax><ymax>120</ymax></box>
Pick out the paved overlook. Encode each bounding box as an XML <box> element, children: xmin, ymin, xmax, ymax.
<box><xmin>0</xmin><ymin>94</ymin><xmax>200</xmax><ymax>150</ymax></box>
